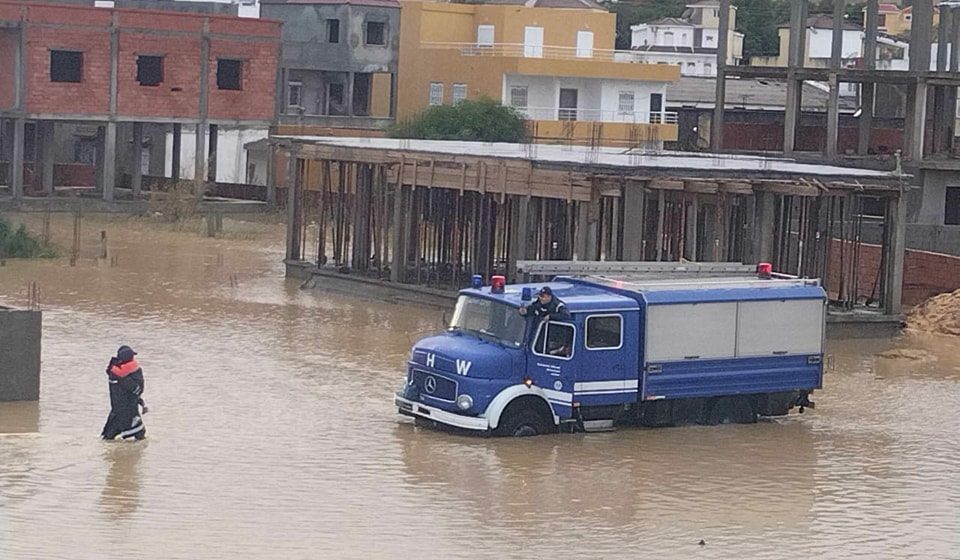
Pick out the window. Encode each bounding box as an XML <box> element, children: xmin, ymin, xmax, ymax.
<box><xmin>586</xmin><ymin>315</ymin><xmax>622</xmax><ymax>350</ymax></box>
<box><xmin>452</xmin><ymin>83</ymin><xmax>467</xmax><ymax>104</ymax></box>
<box><xmin>509</xmin><ymin>85</ymin><xmax>528</xmax><ymax>109</ymax></box>
<box><xmin>704</xmin><ymin>62</ymin><xmax>713</xmax><ymax>74</ymax></box>
<box><xmin>477</xmin><ymin>24</ymin><xmax>495</xmax><ymax>47</ymax></box>
<box><xmin>664</xmin><ymin>31</ymin><xmax>674</xmax><ymax>46</ymax></box>
<box><xmin>687</xmin><ymin>62</ymin><xmax>696</xmax><ymax>71</ymax></box>
<box><xmin>576</xmin><ymin>30</ymin><xmax>594</xmax><ymax>58</ymax></box>
<box><xmin>288</xmin><ymin>81</ymin><xmax>303</xmax><ymax>108</ymax></box>
<box><xmin>50</xmin><ymin>50</ymin><xmax>83</xmax><ymax>83</ymax></box>
<box><xmin>365</xmin><ymin>21</ymin><xmax>386</xmax><ymax>46</ymax></box>
<box><xmin>533</xmin><ymin>321</ymin><xmax>575</xmax><ymax>359</ymax></box>
<box><xmin>216</xmin><ymin>59</ymin><xmax>242</xmax><ymax>90</ymax></box>
<box><xmin>946</xmin><ymin>187</ymin><xmax>960</xmax><ymax>226</ymax></box>
<box><xmin>878</xmin><ymin>14</ymin><xmax>888</xmax><ymax>26</ymax></box>
<box><xmin>706</xmin><ymin>35</ymin><xmax>715</xmax><ymax>43</ymax></box>
<box><xmin>429</xmin><ymin>82</ymin><xmax>443</xmax><ymax>105</ymax></box>
<box><xmin>681</xmin><ymin>32</ymin><xmax>688</xmax><ymax>44</ymax></box>
<box><xmin>136</xmin><ymin>55</ymin><xmax>163</xmax><ymax>86</ymax></box>
<box><xmin>618</xmin><ymin>91</ymin><xmax>634</xmax><ymax>113</ymax></box>
<box><xmin>327</xmin><ymin>19</ymin><xmax>340</xmax><ymax>43</ymax></box>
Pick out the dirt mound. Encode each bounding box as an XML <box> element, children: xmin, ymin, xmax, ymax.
<box><xmin>907</xmin><ymin>288</ymin><xmax>960</xmax><ymax>336</ymax></box>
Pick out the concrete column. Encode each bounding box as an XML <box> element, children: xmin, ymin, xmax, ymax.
<box><xmin>10</xmin><ymin>118</ymin><xmax>25</xmax><ymax>200</ymax></box>
<box><xmin>859</xmin><ymin>0</ymin><xmax>878</xmax><ymax>156</ymax></box>
<box><xmin>101</xmin><ymin>122</ymin><xmax>117</xmax><ymax>201</ymax></box>
<box><xmin>783</xmin><ymin>0</ymin><xmax>807</xmax><ymax>155</ymax></box>
<box><xmin>207</xmin><ymin>123</ymin><xmax>218</xmax><ymax>183</ymax></box>
<box><xmin>194</xmin><ymin>122</ymin><xmax>206</xmax><ymax>197</ymax></box>
<box><xmin>285</xmin><ymin>155</ymin><xmax>301</xmax><ymax>261</ymax></box>
<box><xmin>952</xmin><ymin>7</ymin><xmax>960</xmax><ymax>73</ymax></box>
<box><xmin>883</xmin><ymin>193</ymin><xmax>906</xmax><ymax>315</ymax></box>
<box><xmin>266</xmin><ymin>141</ymin><xmax>277</xmax><ymax>205</ymax></box>
<box><xmin>825</xmin><ymin>0</ymin><xmax>845</xmax><ymax>160</ymax></box>
<box><xmin>171</xmin><ymin>123</ymin><xmax>182</xmax><ymax>181</ymax></box>
<box><xmin>390</xmin><ymin>182</ymin><xmax>406</xmax><ymax>282</ymax></box>
<box><xmin>710</xmin><ymin>0</ymin><xmax>731</xmax><ymax>151</ymax></box>
<box><xmin>389</xmin><ymin>73</ymin><xmax>398</xmax><ymax>118</ymax></box>
<box><xmin>905</xmin><ymin>0</ymin><xmax>933</xmax><ymax>161</ymax></box>
<box><xmin>346</xmin><ymin>72</ymin><xmax>355</xmax><ymax>117</ymax></box>
<box><xmin>686</xmin><ymin>195</ymin><xmax>699</xmax><ymax>261</ymax></box>
<box><xmin>932</xmin><ymin>8</ymin><xmax>953</xmax><ymax>154</ymax></box>
<box><xmin>507</xmin><ymin>195</ymin><xmax>530</xmax><ymax>282</ymax></box>
<box><xmin>131</xmin><ymin>122</ymin><xmax>143</xmax><ymax>198</ymax></box>
<box><xmin>39</xmin><ymin>121</ymin><xmax>55</xmax><ymax>195</ymax></box>
<box><xmin>574</xmin><ymin>201</ymin><xmax>589</xmax><ymax>260</ymax></box>
<box><xmin>621</xmin><ymin>181</ymin><xmax>645</xmax><ymax>260</ymax></box>
<box><xmin>655</xmin><ymin>188</ymin><xmax>665</xmax><ymax>261</ymax></box>
<box><xmin>754</xmin><ymin>190</ymin><xmax>775</xmax><ymax>263</ymax></box>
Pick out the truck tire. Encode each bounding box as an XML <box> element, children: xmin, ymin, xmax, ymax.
<box><xmin>495</xmin><ymin>400</ymin><xmax>553</xmax><ymax>437</ymax></box>
<box><xmin>703</xmin><ymin>396</ymin><xmax>756</xmax><ymax>425</ymax></box>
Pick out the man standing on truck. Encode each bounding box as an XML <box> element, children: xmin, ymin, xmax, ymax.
<box><xmin>519</xmin><ymin>286</ymin><xmax>570</xmax><ymax>322</ymax></box>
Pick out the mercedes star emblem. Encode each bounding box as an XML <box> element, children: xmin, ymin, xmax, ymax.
<box><xmin>424</xmin><ymin>376</ymin><xmax>437</xmax><ymax>394</ymax></box>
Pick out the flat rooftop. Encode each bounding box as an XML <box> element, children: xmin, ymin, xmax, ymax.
<box><xmin>277</xmin><ymin>136</ymin><xmax>902</xmax><ymax>181</ymax></box>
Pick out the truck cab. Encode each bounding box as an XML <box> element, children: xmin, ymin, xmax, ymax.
<box><xmin>396</xmin><ymin>266</ymin><xmax>825</xmax><ymax>436</ymax></box>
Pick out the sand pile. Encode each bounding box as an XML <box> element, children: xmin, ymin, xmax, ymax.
<box><xmin>907</xmin><ymin>288</ymin><xmax>960</xmax><ymax>336</ymax></box>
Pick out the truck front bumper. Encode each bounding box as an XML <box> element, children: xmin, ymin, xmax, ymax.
<box><xmin>395</xmin><ymin>394</ymin><xmax>489</xmax><ymax>432</ymax></box>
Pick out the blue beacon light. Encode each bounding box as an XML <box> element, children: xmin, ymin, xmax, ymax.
<box><xmin>471</xmin><ymin>274</ymin><xmax>483</xmax><ymax>289</ymax></box>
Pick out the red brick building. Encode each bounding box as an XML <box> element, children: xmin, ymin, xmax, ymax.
<box><xmin>0</xmin><ymin>1</ymin><xmax>281</xmax><ymax>199</ymax></box>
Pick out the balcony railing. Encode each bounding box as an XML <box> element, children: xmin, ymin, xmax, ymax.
<box><xmin>422</xmin><ymin>42</ymin><xmax>651</xmax><ymax>64</ymax></box>
<box><xmin>516</xmin><ymin>106</ymin><xmax>678</xmax><ymax>125</ymax></box>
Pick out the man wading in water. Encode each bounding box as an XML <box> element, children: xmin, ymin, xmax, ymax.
<box><xmin>101</xmin><ymin>345</ymin><xmax>147</xmax><ymax>441</ymax></box>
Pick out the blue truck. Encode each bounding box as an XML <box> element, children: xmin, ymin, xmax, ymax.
<box><xmin>395</xmin><ymin>262</ymin><xmax>825</xmax><ymax>436</ymax></box>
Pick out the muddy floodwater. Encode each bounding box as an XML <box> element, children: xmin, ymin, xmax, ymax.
<box><xmin>1</xmin><ymin>213</ymin><xmax>959</xmax><ymax>559</ymax></box>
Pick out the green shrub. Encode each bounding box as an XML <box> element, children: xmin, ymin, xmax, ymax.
<box><xmin>0</xmin><ymin>217</ymin><xmax>57</xmax><ymax>258</ymax></box>
<box><xmin>387</xmin><ymin>98</ymin><xmax>527</xmax><ymax>143</ymax></box>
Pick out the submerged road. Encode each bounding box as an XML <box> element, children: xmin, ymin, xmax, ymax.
<box><xmin>0</xmin><ymin>214</ymin><xmax>958</xmax><ymax>559</ymax></box>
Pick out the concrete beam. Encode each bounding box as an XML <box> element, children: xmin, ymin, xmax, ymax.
<box><xmin>131</xmin><ymin>122</ymin><xmax>143</xmax><ymax>198</ymax></box>
<box><xmin>10</xmin><ymin>118</ymin><xmax>24</xmax><ymax>200</ymax></box>
<box><xmin>101</xmin><ymin>122</ymin><xmax>117</xmax><ymax>201</ymax></box>
<box><xmin>755</xmin><ymin>191</ymin><xmax>775</xmax><ymax>263</ymax></box>
<box><xmin>39</xmin><ymin>121</ymin><xmax>55</xmax><ymax>195</ymax></box>
<box><xmin>710</xmin><ymin>0</ymin><xmax>731</xmax><ymax>151</ymax></box>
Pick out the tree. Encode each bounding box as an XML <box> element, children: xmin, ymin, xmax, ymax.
<box><xmin>387</xmin><ymin>98</ymin><xmax>528</xmax><ymax>143</ymax></box>
<box><xmin>611</xmin><ymin>0</ymin><xmax>686</xmax><ymax>50</ymax></box>
<box><xmin>733</xmin><ymin>0</ymin><xmax>789</xmax><ymax>58</ymax></box>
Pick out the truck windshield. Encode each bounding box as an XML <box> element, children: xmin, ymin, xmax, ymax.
<box><xmin>449</xmin><ymin>295</ymin><xmax>525</xmax><ymax>348</ymax></box>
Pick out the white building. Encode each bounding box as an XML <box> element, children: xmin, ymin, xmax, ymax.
<box><xmin>629</xmin><ymin>1</ymin><xmax>744</xmax><ymax>77</ymax></box>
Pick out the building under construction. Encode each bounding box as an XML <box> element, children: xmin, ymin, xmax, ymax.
<box><xmin>281</xmin><ymin>137</ymin><xmax>909</xmax><ymax>319</ymax></box>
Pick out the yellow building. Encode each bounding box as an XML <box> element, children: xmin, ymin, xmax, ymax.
<box><xmin>864</xmin><ymin>2</ymin><xmax>941</xmax><ymax>38</ymax></box>
<box><xmin>396</xmin><ymin>0</ymin><xmax>680</xmax><ymax>148</ymax></box>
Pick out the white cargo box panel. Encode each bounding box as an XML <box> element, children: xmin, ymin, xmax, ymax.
<box><xmin>736</xmin><ymin>299</ymin><xmax>825</xmax><ymax>356</ymax></box>
<box><xmin>645</xmin><ymin>302</ymin><xmax>738</xmax><ymax>361</ymax></box>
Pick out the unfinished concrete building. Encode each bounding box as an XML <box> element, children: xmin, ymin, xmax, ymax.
<box><xmin>0</xmin><ymin>1</ymin><xmax>280</xmax><ymax>200</ymax></box>
<box><xmin>280</xmin><ymin>137</ymin><xmax>909</xmax><ymax>324</ymax></box>
<box><xmin>261</xmin><ymin>0</ymin><xmax>399</xmax><ymax>132</ymax></box>
<box><xmin>709</xmin><ymin>0</ymin><xmax>960</xmax><ymax>257</ymax></box>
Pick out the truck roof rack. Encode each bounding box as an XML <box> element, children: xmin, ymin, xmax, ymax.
<box><xmin>515</xmin><ymin>261</ymin><xmax>820</xmax><ymax>292</ymax></box>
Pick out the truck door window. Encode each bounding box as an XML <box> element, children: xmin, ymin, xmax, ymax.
<box><xmin>533</xmin><ymin>322</ymin><xmax>574</xmax><ymax>360</ymax></box>
<box><xmin>586</xmin><ymin>314</ymin><xmax>622</xmax><ymax>350</ymax></box>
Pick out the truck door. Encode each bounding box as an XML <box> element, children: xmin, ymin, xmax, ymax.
<box><xmin>527</xmin><ymin>319</ymin><xmax>577</xmax><ymax>420</ymax></box>
<box><xmin>574</xmin><ymin>313</ymin><xmax>638</xmax><ymax>408</ymax></box>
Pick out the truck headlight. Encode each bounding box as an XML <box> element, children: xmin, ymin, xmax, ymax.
<box><xmin>456</xmin><ymin>394</ymin><xmax>473</xmax><ymax>411</ymax></box>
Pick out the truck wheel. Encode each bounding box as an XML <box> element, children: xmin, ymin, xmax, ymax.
<box><xmin>495</xmin><ymin>403</ymin><xmax>552</xmax><ymax>437</ymax></box>
<box><xmin>704</xmin><ymin>396</ymin><xmax>756</xmax><ymax>425</ymax></box>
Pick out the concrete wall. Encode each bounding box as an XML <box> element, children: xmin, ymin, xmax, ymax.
<box><xmin>263</xmin><ymin>2</ymin><xmax>400</xmax><ymax>74</ymax></box>
<box><xmin>913</xmin><ymin>168</ymin><xmax>957</xmax><ymax>226</ymax></box>
<box><xmin>164</xmin><ymin>125</ymin><xmax>268</xmax><ymax>183</ymax></box>
<box><xmin>0</xmin><ymin>308</ymin><xmax>41</xmax><ymax>402</ymax></box>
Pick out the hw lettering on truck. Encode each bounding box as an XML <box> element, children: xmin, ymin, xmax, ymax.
<box><xmin>396</xmin><ymin>263</ymin><xmax>824</xmax><ymax>436</ymax></box>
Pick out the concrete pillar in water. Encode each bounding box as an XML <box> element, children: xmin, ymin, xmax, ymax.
<box><xmin>390</xmin><ymin>182</ymin><xmax>406</xmax><ymax>282</ymax></box>
<box><xmin>171</xmin><ymin>123</ymin><xmax>182</xmax><ymax>181</ymax></box>
<box><xmin>207</xmin><ymin>123</ymin><xmax>218</xmax><ymax>183</ymax></box>
<box><xmin>883</xmin><ymin>193</ymin><xmax>906</xmax><ymax>315</ymax></box>
<box><xmin>194</xmin><ymin>122</ymin><xmax>207</xmax><ymax>197</ymax></box>
<box><xmin>686</xmin><ymin>195</ymin><xmax>699</xmax><ymax>261</ymax></box>
<box><xmin>507</xmin><ymin>195</ymin><xmax>530</xmax><ymax>282</ymax></box>
<box><xmin>131</xmin><ymin>122</ymin><xmax>143</xmax><ymax>198</ymax></box>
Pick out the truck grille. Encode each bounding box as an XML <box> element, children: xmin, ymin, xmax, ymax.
<box><xmin>411</xmin><ymin>370</ymin><xmax>457</xmax><ymax>401</ymax></box>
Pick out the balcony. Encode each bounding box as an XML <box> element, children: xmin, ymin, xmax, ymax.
<box><xmin>517</xmin><ymin>107</ymin><xmax>679</xmax><ymax>147</ymax></box>
<box><xmin>517</xmin><ymin>107</ymin><xmax>678</xmax><ymax>125</ymax></box>
<box><xmin>420</xmin><ymin>42</ymin><xmax>680</xmax><ymax>82</ymax></box>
